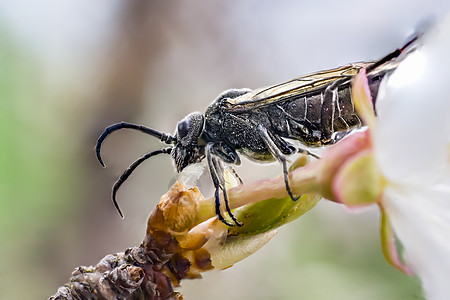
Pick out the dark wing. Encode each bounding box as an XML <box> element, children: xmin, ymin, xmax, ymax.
<box><xmin>223</xmin><ymin>62</ymin><xmax>373</xmax><ymax>111</ymax></box>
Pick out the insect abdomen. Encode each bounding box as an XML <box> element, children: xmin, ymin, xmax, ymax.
<box><xmin>332</xmin><ymin>85</ymin><xmax>361</xmax><ymax>132</ymax></box>
<box><xmin>269</xmin><ymin>82</ymin><xmax>364</xmax><ymax>146</ymax></box>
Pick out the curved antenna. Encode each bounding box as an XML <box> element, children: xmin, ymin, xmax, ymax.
<box><xmin>112</xmin><ymin>147</ymin><xmax>172</xmax><ymax>218</ymax></box>
<box><xmin>96</xmin><ymin>122</ymin><xmax>175</xmax><ymax>167</ymax></box>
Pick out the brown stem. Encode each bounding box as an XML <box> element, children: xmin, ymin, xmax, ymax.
<box><xmin>49</xmin><ymin>233</ymin><xmax>183</xmax><ymax>300</ymax></box>
<box><xmin>50</xmin><ymin>132</ymin><xmax>371</xmax><ymax>299</ymax></box>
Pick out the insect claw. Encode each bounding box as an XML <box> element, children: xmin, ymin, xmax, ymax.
<box><xmin>283</xmin><ymin>162</ymin><xmax>300</xmax><ymax>202</ymax></box>
<box><xmin>231</xmin><ymin>216</ymin><xmax>243</xmax><ymax>227</ymax></box>
<box><xmin>218</xmin><ymin>215</ymin><xmax>235</xmax><ymax>227</ymax></box>
<box><xmin>223</xmin><ymin>193</ymin><xmax>243</xmax><ymax>227</ymax></box>
<box><xmin>213</xmin><ymin>184</ymin><xmax>242</xmax><ymax>227</ymax></box>
<box><xmin>219</xmin><ymin>211</ymin><xmax>242</xmax><ymax>227</ymax></box>
<box><xmin>286</xmin><ymin>185</ymin><xmax>300</xmax><ymax>202</ymax></box>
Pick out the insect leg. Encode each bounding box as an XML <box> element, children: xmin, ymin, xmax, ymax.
<box><xmin>269</xmin><ymin>129</ymin><xmax>320</xmax><ymax>159</ymax></box>
<box><xmin>297</xmin><ymin>148</ymin><xmax>320</xmax><ymax>159</ymax></box>
<box><xmin>212</xmin><ymin>156</ymin><xmax>243</xmax><ymax>227</ymax></box>
<box><xmin>206</xmin><ymin>143</ymin><xmax>235</xmax><ymax>227</ymax></box>
<box><xmin>228</xmin><ymin>166</ymin><xmax>244</xmax><ymax>185</ymax></box>
<box><xmin>257</xmin><ymin>125</ymin><xmax>299</xmax><ymax>201</ymax></box>
<box><xmin>208</xmin><ymin>142</ymin><xmax>244</xmax><ymax>185</ymax></box>
<box><xmin>111</xmin><ymin>147</ymin><xmax>173</xmax><ymax>218</ymax></box>
<box><xmin>210</xmin><ymin>142</ymin><xmax>241</xmax><ymax>165</ymax></box>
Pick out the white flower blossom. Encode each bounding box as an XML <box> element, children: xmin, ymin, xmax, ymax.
<box><xmin>373</xmin><ymin>15</ymin><xmax>450</xmax><ymax>300</ymax></box>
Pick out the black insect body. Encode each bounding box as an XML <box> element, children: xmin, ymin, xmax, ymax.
<box><xmin>96</xmin><ymin>38</ymin><xmax>416</xmax><ymax>226</ymax></box>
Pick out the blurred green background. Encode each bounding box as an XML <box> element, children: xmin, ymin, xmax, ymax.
<box><xmin>1</xmin><ymin>1</ymin><xmax>447</xmax><ymax>299</ymax></box>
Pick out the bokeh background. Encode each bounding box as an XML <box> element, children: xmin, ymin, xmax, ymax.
<box><xmin>1</xmin><ymin>1</ymin><xmax>449</xmax><ymax>299</ymax></box>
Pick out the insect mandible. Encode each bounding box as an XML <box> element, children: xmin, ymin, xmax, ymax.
<box><xmin>96</xmin><ymin>37</ymin><xmax>417</xmax><ymax>226</ymax></box>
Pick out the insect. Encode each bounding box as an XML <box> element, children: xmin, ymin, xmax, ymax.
<box><xmin>96</xmin><ymin>37</ymin><xmax>417</xmax><ymax>226</ymax></box>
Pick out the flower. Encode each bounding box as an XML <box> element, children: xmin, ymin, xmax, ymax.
<box><xmin>138</xmin><ymin>16</ymin><xmax>450</xmax><ymax>298</ymax></box>
<box><xmin>371</xmin><ymin>16</ymin><xmax>450</xmax><ymax>300</ymax></box>
<box><xmin>334</xmin><ymin>15</ymin><xmax>450</xmax><ymax>300</ymax></box>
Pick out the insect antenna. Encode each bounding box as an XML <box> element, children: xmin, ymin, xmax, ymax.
<box><xmin>366</xmin><ymin>36</ymin><xmax>418</xmax><ymax>74</ymax></box>
<box><xmin>112</xmin><ymin>147</ymin><xmax>173</xmax><ymax>218</ymax></box>
<box><xmin>96</xmin><ymin>122</ymin><xmax>175</xmax><ymax>167</ymax></box>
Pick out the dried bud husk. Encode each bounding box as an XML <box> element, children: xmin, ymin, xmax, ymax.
<box><xmin>158</xmin><ymin>181</ymin><xmax>201</xmax><ymax>234</ymax></box>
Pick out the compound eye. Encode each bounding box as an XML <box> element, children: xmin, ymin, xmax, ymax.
<box><xmin>177</xmin><ymin>118</ymin><xmax>190</xmax><ymax>139</ymax></box>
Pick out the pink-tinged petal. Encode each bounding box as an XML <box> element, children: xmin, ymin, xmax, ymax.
<box><xmin>332</xmin><ymin>149</ymin><xmax>382</xmax><ymax>207</ymax></box>
<box><xmin>316</xmin><ymin>130</ymin><xmax>372</xmax><ymax>201</ymax></box>
<box><xmin>379</xmin><ymin>203</ymin><xmax>413</xmax><ymax>275</ymax></box>
<box><xmin>351</xmin><ymin>68</ymin><xmax>376</xmax><ymax>130</ymax></box>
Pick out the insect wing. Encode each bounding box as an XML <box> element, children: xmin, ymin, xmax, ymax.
<box><xmin>225</xmin><ymin>62</ymin><xmax>372</xmax><ymax>110</ymax></box>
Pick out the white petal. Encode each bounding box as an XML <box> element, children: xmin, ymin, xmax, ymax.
<box><xmin>375</xmin><ymin>15</ymin><xmax>450</xmax><ymax>300</ymax></box>
<box><xmin>383</xmin><ymin>184</ymin><xmax>450</xmax><ymax>300</ymax></box>
<box><xmin>374</xmin><ymin>15</ymin><xmax>450</xmax><ymax>186</ymax></box>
